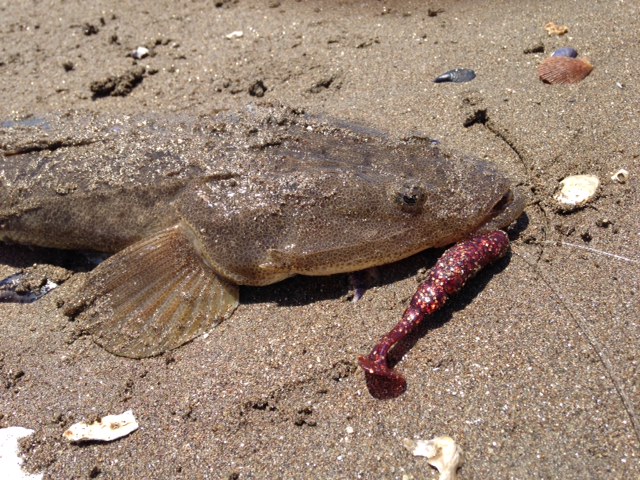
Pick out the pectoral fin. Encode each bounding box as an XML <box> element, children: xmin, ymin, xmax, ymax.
<box><xmin>84</xmin><ymin>223</ymin><xmax>239</xmax><ymax>358</ymax></box>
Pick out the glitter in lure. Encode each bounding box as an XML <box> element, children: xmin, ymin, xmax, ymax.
<box><xmin>358</xmin><ymin>230</ymin><xmax>510</xmax><ymax>398</ymax></box>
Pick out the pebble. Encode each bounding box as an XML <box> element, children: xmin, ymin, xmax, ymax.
<box><xmin>545</xmin><ymin>21</ymin><xmax>569</xmax><ymax>36</ymax></box>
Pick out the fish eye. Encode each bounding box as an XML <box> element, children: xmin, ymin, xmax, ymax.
<box><xmin>394</xmin><ymin>184</ymin><xmax>426</xmax><ymax>213</ymax></box>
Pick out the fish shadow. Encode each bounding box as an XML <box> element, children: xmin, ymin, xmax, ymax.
<box><xmin>0</xmin><ymin>240</ymin><xmax>440</xmax><ymax>307</ymax></box>
<box><xmin>0</xmin><ymin>243</ymin><xmax>107</xmax><ymax>302</ymax></box>
<box><xmin>240</xmin><ymin>246</ymin><xmax>447</xmax><ymax>308</ymax></box>
<box><xmin>0</xmin><ymin>243</ymin><xmax>101</xmax><ymax>272</ymax></box>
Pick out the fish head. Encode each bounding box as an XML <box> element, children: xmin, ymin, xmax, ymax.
<box><xmin>379</xmin><ymin>148</ymin><xmax>526</xmax><ymax>240</ymax></box>
<box><xmin>292</xmin><ymin>144</ymin><xmax>526</xmax><ymax>272</ymax></box>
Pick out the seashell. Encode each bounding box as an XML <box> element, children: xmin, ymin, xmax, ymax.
<box><xmin>554</xmin><ymin>174</ymin><xmax>599</xmax><ymax>210</ymax></box>
<box><xmin>552</xmin><ymin>47</ymin><xmax>578</xmax><ymax>58</ymax></box>
<box><xmin>403</xmin><ymin>435</ymin><xmax>463</xmax><ymax>480</ymax></box>
<box><xmin>225</xmin><ymin>30</ymin><xmax>243</xmax><ymax>39</ymax></box>
<box><xmin>538</xmin><ymin>56</ymin><xmax>593</xmax><ymax>84</ymax></box>
<box><xmin>63</xmin><ymin>410</ymin><xmax>139</xmax><ymax>442</ymax></box>
<box><xmin>0</xmin><ymin>426</ymin><xmax>41</xmax><ymax>480</ymax></box>
<box><xmin>611</xmin><ymin>168</ymin><xmax>629</xmax><ymax>184</ymax></box>
<box><xmin>434</xmin><ymin>68</ymin><xmax>476</xmax><ymax>83</ymax></box>
<box><xmin>131</xmin><ymin>46</ymin><xmax>149</xmax><ymax>59</ymax></box>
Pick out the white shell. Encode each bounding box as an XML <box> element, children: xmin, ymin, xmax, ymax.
<box><xmin>403</xmin><ymin>435</ymin><xmax>463</xmax><ymax>480</ymax></box>
<box><xmin>225</xmin><ymin>30</ymin><xmax>244</xmax><ymax>39</ymax></box>
<box><xmin>611</xmin><ymin>169</ymin><xmax>629</xmax><ymax>184</ymax></box>
<box><xmin>63</xmin><ymin>410</ymin><xmax>139</xmax><ymax>442</ymax></box>
<box><xmin>554</xmin><ymin>174</ymin><xmax>599</xmax><ymax>210</ymax></box>
<box><xmin>131</xmin><ymin>46</ymin><xmax>149</xmax><ymax>59</ymax></box>
<box><xmin>0</xmin><ymin>426</ymin><xmax>43</xmax><ymax>480</ymax></box>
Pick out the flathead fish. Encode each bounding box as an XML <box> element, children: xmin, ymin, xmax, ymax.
<box><xmin>0</xmin><ymin>105</ymin><xmax>524</xmax><ymax>358</ymax></box>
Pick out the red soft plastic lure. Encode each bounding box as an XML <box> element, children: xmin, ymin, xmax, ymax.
<box><xmin>359</xmin><ymin>230</ymin><xmax>510</xmax><ymax>398</ymax></box>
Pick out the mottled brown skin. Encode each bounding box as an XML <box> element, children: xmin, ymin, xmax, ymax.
<box><xmin>0</xmin><ymin>104</ymin><xmax>525</xmax><ymax>358</ymax></box>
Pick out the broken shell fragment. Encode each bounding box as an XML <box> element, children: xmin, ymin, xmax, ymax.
<box><xmin>0</xmin><ymin>426</ymin><xmax>42</xmax><ymax>480</ymax></box>
<box><xmin>225</xmin><ymin>30</ymin><xmax>244</xmax><ymax>39</ymax></box>
<box><xmin>611</xmin><ymin>168</ymin><xmax>629</xmax><ymax>184</ymax></box>
<box><xmin>545</xmin><ymin>21</ymin><xmax>569</xmax><ymax>36</ymax></box>
<box><xmin>434</xmin><ymin>68</ymin><xmax>476</xmax><ymax>83</ymax></box>
<box><xmin>538</xmin><ymin>56</ymin><xmax>593</xmax><ymax>84</ymax></box>
<box><xmin>63</xmin><ymin>410</ymin><xmax>139</xmax><ymax>442</ymax></box>
<box><xmin>552</xmin><ymin>47</ymin><xmax>578</xmax><ymax>58</ymax></box>
<box><xmin>554</xmin><ymin>174</ymin><xmax>599</xmax><ymax>210</ymax></box>
<box><xmin>403</xmin><ymin>435</ymin><xmax>463</xmax><ymax>480</ymax></box>
<box><xmin>131</xmin><ymin>46</ymin><xmax>149</xmax><ymax>59</ymax></box>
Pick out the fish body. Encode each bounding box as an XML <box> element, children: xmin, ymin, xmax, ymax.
<box><xmin>0</xmin><ymin>104</ymin><xmax>524</xmax><ymax>357</ymax></box>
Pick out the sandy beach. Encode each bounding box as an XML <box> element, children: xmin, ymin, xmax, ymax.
<box><xmin>1</xmin><ymin>1</ymin><xmax>639</xmax><ymax>478</ymax></box>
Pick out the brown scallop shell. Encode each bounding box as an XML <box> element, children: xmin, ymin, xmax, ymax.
<box><xmin>538</xmin><ymin>56</ymin><xmax>593</xmax><ymax>84</ymax></box>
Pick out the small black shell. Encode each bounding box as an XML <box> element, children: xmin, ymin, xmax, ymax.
<box><xmin>552</xmin><ymin>47</ymin><xmax>578</xmax><ymax>58</ymax></box>
<box><xmin>433</xmin><ymin>68</ymin><xmax>476</xmax><ymax>83</ymax></box>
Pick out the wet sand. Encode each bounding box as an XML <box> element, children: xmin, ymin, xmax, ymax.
<box><xmin>1</xmin><ymin>1</ymin><xmax>639</xmax><ymax>478</ymax></box>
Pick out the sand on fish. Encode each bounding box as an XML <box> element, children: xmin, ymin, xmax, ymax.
<box><xmin>1</xmin><ymin>1</ymin><xmax>639</xmax><ymax>478</ymax></box>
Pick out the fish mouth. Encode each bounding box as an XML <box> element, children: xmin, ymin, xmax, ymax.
<box><xmin>476</xmin><ymin>186</ymin><xmax>526</xmax><ymax>233</ymax></box>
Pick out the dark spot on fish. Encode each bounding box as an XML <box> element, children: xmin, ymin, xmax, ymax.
<box><xmin>146</xmin><ymin>150</ymin><xmax>181</xmax><ymax>162</ymax></box>
<box><xmin>434</xmin><ymin>68</ymin><xmax>476</xmax><ymax>83</ymax></box>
